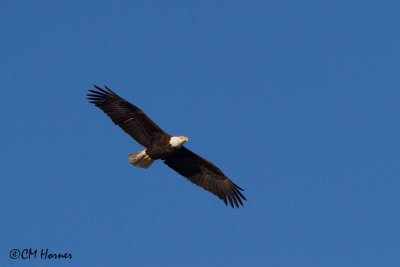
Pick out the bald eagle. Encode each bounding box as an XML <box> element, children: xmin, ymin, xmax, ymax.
<box><xmin>87</xmin><ymin>85</ymin><xmax>246</xmax><ymax>208</ymax></box>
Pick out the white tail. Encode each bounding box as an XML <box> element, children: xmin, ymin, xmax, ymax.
<box><xmin>128</xmin><ymin>150</ymin><xmax>155</xmax><ymax>169</ymax></box>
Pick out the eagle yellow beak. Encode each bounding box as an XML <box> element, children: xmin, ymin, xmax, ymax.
<box><xmin>183</xmin><ymin>137</ymin><xmax>189</xmax><ymax>142</ymax></box>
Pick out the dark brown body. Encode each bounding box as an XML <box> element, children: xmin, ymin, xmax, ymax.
<box><xmin>145</xmin><ymin>134</ymin><xmax>177</xmax><ymax>160</ymax></box>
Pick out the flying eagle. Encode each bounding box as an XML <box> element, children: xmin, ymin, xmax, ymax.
<box><xmin>87</xmin><ymin>85</ymin><xmax>246</xmax><ymax>208</ymax></box>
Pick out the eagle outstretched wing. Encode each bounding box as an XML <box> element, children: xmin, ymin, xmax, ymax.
<box><xmin>87</xmin><ymin>85</ymin><xmax>169</xmax><ymax>148</ymax></box>
<box><xmin>163</xmin><ymin>147</ymin><xmax>246</xmax><ymax>208</ymax></box>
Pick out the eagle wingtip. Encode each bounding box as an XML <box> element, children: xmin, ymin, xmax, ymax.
<box><xmin>93</xmin><ymin>84</ymin><xmax>102</xmax><ymax>90</ymax></box>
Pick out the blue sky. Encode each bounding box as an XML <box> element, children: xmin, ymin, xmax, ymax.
<box><xmin>1</xmin><ymin>0</ymin><xmax>399</xmax><ymax>266</ymax></box>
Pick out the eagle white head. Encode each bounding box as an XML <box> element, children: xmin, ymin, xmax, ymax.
<box><xmin>169</xmin><ymin>136</ymin><xmax>189</xmax><ymax>148</ymax></box>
